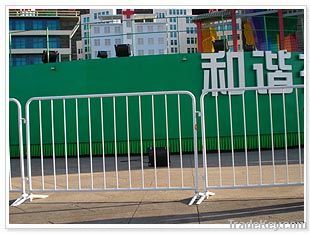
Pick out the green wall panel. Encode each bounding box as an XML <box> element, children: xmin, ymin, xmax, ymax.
<box><xmin>9</xmin><ymin>53</ymin><xmax>304</xmax><ymax>157</ymax></box>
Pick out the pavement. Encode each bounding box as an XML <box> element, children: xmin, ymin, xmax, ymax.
<box><xmin>9</xmin><ymin>149</ymin><xmax>304</xmax><ymax>225</ymax></box>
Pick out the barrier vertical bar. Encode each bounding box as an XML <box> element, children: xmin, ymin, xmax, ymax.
<box><xmin>215</xmin><ymin>94</ymin><xmax>222</xmax><ymax>186</ymax></box>
<box><xmin>113</xmin><ymin>97</ymin><xmax>119</xmax><ymax>188</ymax></box>
<box><xmin>151</xmin><ymin>95</ymin><xmax>158</xmax><ymax>188</ymax></box>
<box><xmin>268</xmin><ymin>91</ymin><xmax>276</xmax><ymax>184</ymax></box>
<box><xmin>255</xmin><ymin>91</ymin><xmax>263</xmax><ymax>185</ymax></box>
<box><xmin>63</xmin><ymin>99</ymin><xmax>69</xmax><ymax>189</ymax></box>
<box><xmin>100</xmin><ymin>98</ymin><xmax>106</xmax><ymax>189</ymax></box>
<box><xmin>164</xmin><ymin>94</ymin><xmax>171</xmax><ymax>188</ymax></box>
<box><xmin>228</xmin><ymin>93</ymin><xmax>236</xmax><ymax>186</ymax></box>
<box><xmin>75</xmin><ymin>99</ymin><xmax>81</xmax><ymax>189</ymax></box>
<box><xmin>242</xmin><ymin>93</ymin><xmax>249</xmax><ymax>185</ymax></box>
<box><xmin>177</xmin><ymin>94</ymin><xmax>184</xmax><ymax>187</ymax></box>
<box><xmin>25</xmin><ymin>101</ymin><xmax>33</xmax><ymax>191</ymax></box>
<box><xmin>51</xmin><ymin>100</ymin><xmax>57</xmax><ymax>190</ymax></box>
<box><xmin>295</xmin><ymin>88</ymin><xmax>302</xmax><ymax>182</ymax></box>
<box><xmin>125</xmin><ymin>96</ymin><xmax>132</xmax><ymax>188</ymax></box>
<box><xmin>38</xmin><ymin>100</ymin><xmax>45</xmax><ymax>189</ymax></box>
<box><xmin>88</xmin><ymin>98</ymin><xmax>94</xmax><ymax>189</ymax></box>
<box><xmin>138</xmin><ymin>96</ymin><xmax>145</xmax><ymax>188</ymax></box>
<box><xmin>200</xmin><ymin>94</ymin><xmax>208</xmax><ymax>191</ymax></box>
<box><xmin>282</xmin><ymin>91</ymin><xmax>289</xmax><ymax>183</ymax></box>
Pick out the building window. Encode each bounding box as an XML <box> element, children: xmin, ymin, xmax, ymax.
<box><xmin>33</xmin><ymin>20</ymin><xmax>43</xmax><ymax>30</ymax></box>
<box><xmin>170</xmin><ymin>25</ymin><xmax>177</xmax><ymax>31</ymax></box>
<box><xmin>148</xmin><ymin>49</ymin><xmax>154</xmax><ymax>55</ymax></box>
<box><xmin>157</xmin><ymin>25</ymin><xmax>164</xmax><ymax>31</ymax></box>
<box><xmin>94</xmin><ymin>26</ymin><xmax>100</xmax><ymax>34</ymax></box>
<box><xmin>94</xmin><ymin>39</ymin><xmax>100</xmax><ymax>46</ymax></box>
<box><xmin>147</xmin><ymin>25</ymin><xmax>153</xmax><ymax>32</ymax></box>
<box><xmin>137</xmin><ymin>50</ymin><xmax>144</xmax><ymax>55</ymax></box>
<box><xmin>191</xmin><ymin>38</ymin><xmax>195</xmax><ymax>44</ymax></box>
<box><xmin>148</xmin><ymin>38</ymin><xmax>154</xmax><ymax>45</ymax></box>
<box><xmin>105</xmin><ymin>39</ymin><xmax>111</xmax><ymax>46</ymax></box>
<box><xmin>158</xmin><ymin>37</ymin><xmax>164</xmax><ymax>44</ymax></box>
<box><xmin>137</xmin><ymin>38</ymin><xmax>144</xmax><ymax>45</ymax></box>
<box><xmin>191</xmin><ymin>48</ymin><xmax>195</xmax><ymax>53</ymax></box>
<box><xmin>115</xmin><ymin>26</ymin><xmax>121</xmax><ymax>34</ymax></box>
<box><xmin>187</xmin><ymin>48</ymin><xmax>191</xmax><ymax>53</ymax></box>
<box><xmin>137</xmin><ymin>25</ymin><xmax>143</xmax><ymax>33</ymax></box>
<box><xmin>104</xmin><ymin>27</ymin><xmax>110</xmax><ymax>34</ymax></box>
<box><xmin>12</xmin><ymin>37</ymin><xmax>26</xmax><ymax>49</ymax></box>
<box><xmin>115</xmin><ymin>38</ymin><xmax>122</xmax><ymax>45</ymax></box>
<box><xmin>15</xmin><ymin>20</ymin><xmax>25</xmax><ymax>30</ymax></box>
<box><xmin>84</xmin><ymin>39</ymin><xmax>88</xmax><ymax>45</ymax></box>
<box><xmin>157</xmin><ymin>13</ymin><xmax>165</xmax><ymax>18</ymax></box>
<box><xmin>94</xmin><ymin>13</ymin><xmax>97</xmax><ymax>19</ymax></box>
<box><xmin>127</xmin><ymin>34</ymin><xmax>132</xmax><ymax>39</ymax></box>
<box><xmin>47</xmin><ymin>20</ymin><xmax>59</xmax><ymax>30</ymax></box>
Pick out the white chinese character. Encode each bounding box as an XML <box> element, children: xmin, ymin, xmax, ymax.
<box><xmin>226</xmin><ymin>52</ymin><xmax>245</xmax><ymax>95</ymax></box>
<box><xmin>201</xmin><ymin>52</ymin><xmax>245</xmax><ymax>96</ymax></box>
<box><xmin>253</xmin><ymin>50</ymin><xmax>293</xmax><ymax>94</ymax></box>
<box><xmin>201</xmin><ymin>52</ymin><xmax>226</xmax><ymax>96</ymax></box>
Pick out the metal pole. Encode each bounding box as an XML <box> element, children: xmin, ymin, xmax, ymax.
<box><xmin>46</xmin><ymin>27</ymin><xmax>49</xmax><ymax>63</ymax></box>
<box><xmin>221</xmin><ymin>13</ymin><xmax>226</xmax><ymax>51</ymax></box>
<box><xmin>263</xmin><ymin>16</ymin><xmax>268</xmax><ymax>50</ymax></box>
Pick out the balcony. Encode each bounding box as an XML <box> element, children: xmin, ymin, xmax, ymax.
<box><xmin>9</xmin><ymin>9</ymin><xmax>80</xmax><ymax>17</ymax></box>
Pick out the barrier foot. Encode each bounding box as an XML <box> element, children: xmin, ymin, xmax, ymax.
<box><xmin>10</xmin><ymin>193</ymin><xmax>48</xmax><ymax>207</ymax></box>
<box><xmin>188</xmin><ymin>191</ymin><xmax>215</xmax><ymax>206</ymax></box>
<box><xmin>188</xmin><ymin>194</ymin><xmax>199</xmax><ymax>206</ymax></box>
<box><xmin>196</xmin><ymin>191</ymin><xmax>215</xmax><ymax>205</ymax></box>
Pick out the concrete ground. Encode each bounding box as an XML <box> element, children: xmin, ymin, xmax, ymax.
<box><xmin>9</xmin><ymin>149</ymin><xmax>304</xmax><ymax>225</ymax></box>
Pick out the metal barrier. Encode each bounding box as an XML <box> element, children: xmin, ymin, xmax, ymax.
<box><xmin>23</xmin><ymin>91</ymin><xmax>200</xmax><ymax>204</ymax></box>
<box><xmin>198</xmin><ymin>85</ymin><xmax>304</xmax><ymax>204</ymax></box>
<box><xmin>9</xmin><ymin>98</ymin><xmax>28</xmax><ymax>206</ymax></box>
<box><xmin>9</xmin><ymin>86</ymin><xmax>304</xmax><ymax>206</ymax></box>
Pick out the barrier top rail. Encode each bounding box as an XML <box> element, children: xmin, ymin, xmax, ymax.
<box><xmin>201</xmin><ymin>84</ymin><xmax>304</xmax><ymax>96</ymax></box>
<box><xmin>25</xmin><ymin>90</ymin><xmax>196</xmax><ymax>103</ymax></box>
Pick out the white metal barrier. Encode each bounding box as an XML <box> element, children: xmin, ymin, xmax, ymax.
<box><xmin>9</xmin><ymin>86</ymin><xmax>304</xmax><ymax>206</ymax></box>
<box><xmin>22</xmin><ymin>91</ymin><xmax>200</xmax><ymax>205</ymax></box>
<box><xmin>9</xmin><ymin>98</ymin><xmax>28</xmax><ymax>206</ymax></box>
<box><xmin>198</xmin><ymin>85</ymin><xmax>304</xmax><ymax>204</ymax></box>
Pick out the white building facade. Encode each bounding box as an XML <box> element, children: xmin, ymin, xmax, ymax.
<box><xmin>79</xmin><ymin>9</ymin><xmax>167</xmax><ymax>59</ymax></box>
<box><xmin>153</xmin><ymin>9</ymin><xmax>198</xmax><ymax>54</ymax></box>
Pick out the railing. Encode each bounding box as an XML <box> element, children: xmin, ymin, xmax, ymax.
<box><xmin>9</xmin><ymin>9</ymin><xmax>80</xmax><ymax>17</ymax></box>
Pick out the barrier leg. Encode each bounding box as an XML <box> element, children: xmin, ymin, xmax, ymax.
<box><xmin>11</xmin><ymin>193</ymin><xmax>48</xmax><ymax>207</ymax></box>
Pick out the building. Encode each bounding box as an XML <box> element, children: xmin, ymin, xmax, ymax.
<box><xmin>153</xmin><ymin>9</ymin><xmax>198</xmax><ymax>54</ymax></box>
<box><xmin>78</xmin><ymin>9</ymin><xmax>167</xmax><ymax>59</ymax></box>
<box><xmin>192</xmin><ymin>9</ymin><xmax>304</xmax><ymax>53</ymax></box>
<box><xmin>9</xmin><ymin>9</ymin><xmax>81</xmax><ymax>66</ymax></box>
